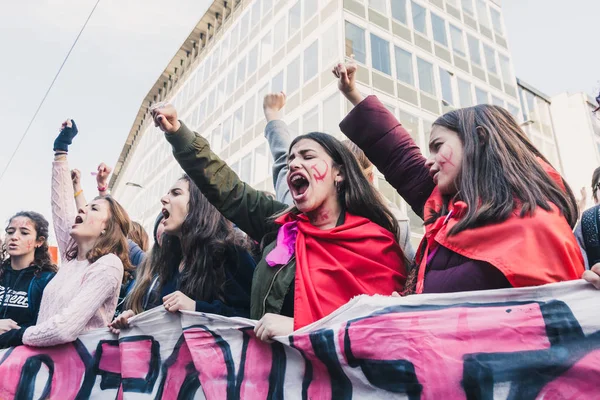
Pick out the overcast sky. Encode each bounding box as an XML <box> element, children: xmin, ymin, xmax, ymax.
<box><xmin>0</xmin><ymin>0</ymin><xmax>598</xmax><ymax>242</ymax></box>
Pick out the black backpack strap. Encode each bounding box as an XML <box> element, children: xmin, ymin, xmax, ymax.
<box><xmin>581</xmin><ymin>205</ymin><xmax>600</xmax><ymax>266</ymax></box>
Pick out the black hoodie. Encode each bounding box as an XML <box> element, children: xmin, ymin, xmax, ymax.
<box><xmin>0</xmin><ymin>263</ymin><xmax>55</xmax><ymax>348</ymax></box>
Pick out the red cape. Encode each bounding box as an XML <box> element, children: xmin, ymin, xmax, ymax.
<box><xmin>415</xmin><ymin>163</ymin><xmax>584</xmax><ymax>293</ymax></box>
<box><xmin>275</xmin><ymin>212</ymin><xmax>407</xmax><ymax>329</ymax></box>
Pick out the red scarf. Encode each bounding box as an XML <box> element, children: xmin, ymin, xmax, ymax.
<box><xmin>415</xmin><ymin>161</ymin><xmax>584</xmax><ymax>293</ymax></box>
<box><xmin>274</xmin><ymin>212</ymin><xmax>407</xmax><ymax>329</ymax></box>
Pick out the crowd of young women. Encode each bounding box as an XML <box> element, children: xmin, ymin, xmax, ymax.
<box><xmin>0</xmin><ymin>61</ymin><xmax>597</xmax><ymax>348</ymax></box>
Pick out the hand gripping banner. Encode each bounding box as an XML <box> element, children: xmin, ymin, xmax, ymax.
<box><xmin>1</xmin><ymin>280</ymin><xmax>600</xmax><ymax>399</ymax></box>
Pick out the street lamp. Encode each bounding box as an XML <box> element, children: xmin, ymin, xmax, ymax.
<box><xmin>125</xmin><ymin>182</ymin><xmax>144</xmax><ymax>189</ymax></box>
<box><xmin>520</xmin><ymin>119</ymin><xmax>535</xmax><ymax>127</ymax></box>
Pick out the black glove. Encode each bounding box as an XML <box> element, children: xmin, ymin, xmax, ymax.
<box><xmin>53</xmin><ymin>120</ymin><xmax>78</xmax><ymax>152</ymax></box>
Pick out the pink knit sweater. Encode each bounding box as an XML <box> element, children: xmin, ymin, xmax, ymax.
<box><xmin>22</xmin><ymin>159</ymin><xmax>123</xmax><ymax>347</ymax></box>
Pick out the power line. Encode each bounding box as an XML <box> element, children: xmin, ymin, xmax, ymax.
<box><xmin>0</xmin><ymin>0</ymin><xmax>101</xmax><ymax>185</ymax></box>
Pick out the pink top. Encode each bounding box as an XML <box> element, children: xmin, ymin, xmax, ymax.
<box><xmin>22</xmin><ymin>159</ymin><xmax>123</xmax><ymax>347</ymax></box>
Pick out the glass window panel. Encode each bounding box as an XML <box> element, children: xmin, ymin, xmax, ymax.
<box><xmin>245</xmin><ymin>95</ymin><xmax>255</xmax><ymax>129</ymax></box>
<box><xmin>217</xmin><ymin>78</ymin><xmax>226</xmax><ymax>105</ymax></box>
<box><xmin>251</xmin><ymin>0</ymin><xmax>261</xmax><ymax>28</ymax></box>
<box><xmin>241</xmin><ymin>153</ymin><xmax>253</xmax><ymax>183</ymax></box>
<box><xmin>475</xmin><ymin>87</ymin><xmax>488</xmax><ymax>104</ymax></box>
<box><xmin>198</xmin><ymin>100</ymin><xmax>206</xmax><ymax>126</ymax></box>
<box><xmin>344</xmin><ymin>21</ymin><xmax>366</xmax><ymax>64</ymax></box>
<box><xmin>492</xmin><ymin>96</ymin><xmax>504</xmax><ymax>107</ymax></box>
<box><xmin>272</xmin><ymin>70</ymin><xmax>284</xmax><ymax>93</ymax></box>
<box><xmin>395</xmin><ymin>46</ymin><xmax>414</xmax><ymax>85</ymax></box>
<box><xmin>450</xmin><ymin>25</ymin><xmax>466</xmax><ymax>57</ymax></box>
<box><xmin>476</xmin><ymin>0</ymin><xmax>490</xmax><ymax>27</ymax></box>
<box><xmin>431</xmin><ymin>13</ymin><xmax>448</xmax><ymax>47</ymax></box>
<box><xmin>391</xmin><ymin>0</ymin><xmax>407</xmax><ymax>24</ymax></box>
<box><xmin>274</xmin><ymin>15</ymin><xmax>287</xmax><ymax>51</ymax></box>
<box><xmin>260</xmin><ymin>30</ymin><xmax>272</xmax><ymax>66</ymax></box>
<box><xmin>525</xmin><ymin>91</ymin><xmax>536</xmax><ymax>116</ymax></box>
<box><xmin>370</xmin><ymin>34</ymin><xmax>391</xmax><ymax>75</ymax></box>
<box><xmin>321</xmin><ymin>22</ymin><xmax>339</xmax><ymax>67</ymax></box>
<box><xmin>458</xmin><ymin>78</ymin><xmax>473</xmax><ymax>107</ymax></box>
<box><xmin>412</xmin><ymin>2</ymin><xmax>427</xmax><ymax>35</ymax></box>
<box><xmin>231</xmin><ymin>161</ymin><xmax>240</xmax><ymax>175</ymax></box>
<box><xmin>254</xmin><ymin>143</ymin><xmax>269</xmax><ymax>182</ymax></box>
<box><xmin>287</xmin><ymin>55</ymin><xmax>301</xmax><ymax>93</ymax></box>
<box><xmin>303</xmin><ymin>106</ymin><xmax>320</xmax><ymax>133</ymax></box>
<box><xmin>499</xmin><ymin>54</ymin><xmax>513</xmax><ymax>83</ymax></box>
<box><xmin>398</xmin><ymin>109</ymin><xmax>419</xmax><ymax>141</ymax></box>
<box><xmin>226</xmin><ymin>68</ymin><xmax>236</xmax><ymax>93</ymax></box>
<box><xmin>305</xmin><ymin>0</ymin><xmax>318</xmax><ymax>21</ymax></box>
<box><xmin>369</xmin><ymin>0</ymin><xmax>387</xmax><ymax>13</ymax></box>
<box><xmin>304</xmin><ymin>40</ymin><xmax>318</xmax><ymax>82</ymax></box>
<box><xmin>256</xmin><ymin>82</ymin><xmax>270</xmax><ymax>121</ymax></box>
<box><xmin>233</xmin><ymin>106</ymin><xmax>244</xmax><ymax>139</ymax></box>
<box><xmin>467</xmin><ymin>35</ymin><xmax>481</xmax><ymax>66</ymax></box>
<box><xmin>440</xmin><ymin>68</ymin><xmax>454</xmax><ymax>105</ymax></box>
<box><xmin>289</xmin><ymin>1</ymin><xmax>301</xmax><ymax>37</ymax></box>
<box><xmin>240</xmin><ymin>13</ymin><xmax>250</xmax><ymax>42</ymax></box>
<box><xmin>461</xmin><ymin>0</ymin><xmax>474</xmax><ymax>16</ymax></box>
<box><xmin>483</xmin><ymin>45</ymin><xmax>497</xmax><ymax>74</ymax></box>
<box><xmin>490</xmin><ymin>7</ymin><xmax>503</xmax><ymax>34</ymax></box>
<box><xmin>221</xmin><ymin>117</ymin><xmax>231</xmax><ymax>149</ymax></box>
<box><xmin>508</xmin><ymin>104</ymin><xmax>520</xmax><ymax>120</ymax></box>
<box><xmin>207</xmin><ymin>89</ymin><xmax>216</xmax><ymax>115</ymax></box>
<box><xmin>288</xmin><ymin>119</ymin><xmax>299</xmax><ymax>136</ymax></box>
<box><xmin>263</xmin><ymin>0</ymin><xmax>272</xmax><ymax>16</ymax></box>
<box><xmin>417</xmin><ymin>58</ymin><xmax>435</xmax><ymax>95</ymax></box>
<box><xmin>323</xmin><ymin>92</ymin><xmax>342</xmax><ymax>136</ymax></box>
<box><xmin>247</xmin><ymin>44</ymin><xmax>258</xmax><ymax>76</ymax></box>
<box><xmin>237</xmin><ymin>56</ymin><xmax>247</xmax><ymax>87</ymax></box>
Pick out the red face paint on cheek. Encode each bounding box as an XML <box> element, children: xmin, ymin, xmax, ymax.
<box><xmin>437</xmin><ymin>145</ymin><xmax>455</xmax><ymax>168</ymax></box>
<box><xmin>311</xmin><ymin>161</ymin><xmax>329</xmax><ymax>182</ymax></box>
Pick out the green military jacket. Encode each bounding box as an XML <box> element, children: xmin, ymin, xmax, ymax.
<box><xmin>165</xmin><ymin>122</ymin><xmax>296</xmax><ymax>319</ymax></box>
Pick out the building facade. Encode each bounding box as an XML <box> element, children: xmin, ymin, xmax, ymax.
<box><xmin>110</xmin><ymin>0</ymin><xmax>522</xmax><ymax>243</ymax></box>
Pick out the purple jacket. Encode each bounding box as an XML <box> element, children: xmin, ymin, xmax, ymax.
<box><xmin>339</xmin><ymin>96</ymin><xmax>510</xmax><ymax>293</ymax></box>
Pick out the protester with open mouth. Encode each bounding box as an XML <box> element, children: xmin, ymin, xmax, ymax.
<box><xmin>108</xmin><ymin>174</ymin><xmax>256</xmax><ymax>334</ymax></box>
<box><xmin>0</xmin><ymin>212</ymin><xmax>57</xmax><ymax>348</ymax></box>
<box><xmin>333</xmin><ymin>61</ymin><xmax>584</xmax><ymax>295</ymax></box>
<box><xmin>151</xmin><ymin>101</ymin><xmax>408</xmax><ymax>342</ymax></box>
<box><xmin>19</xmin><ymin>119</ymin><xmax>132</xmax><ymax>347</ymax></box>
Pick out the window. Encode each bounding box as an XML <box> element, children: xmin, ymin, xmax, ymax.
<box><xmin>492</xmin><ymin>96</ymin><xmax>504</xmax><ymax>107</ymax></box>
<box><xmin>289</xmin><ymin>1</ymin><xmax>301</xmax><ymax>37</ymax></box>
<box><xmin>499</xmin><ymin>54</ymin><xmax>513</xmax><ymax>83</ymax></box>
<box><xmin>263</xmin><ymin>0</ymin><xmax>272</xmax><ymax>17</ymax></box>
<box><xmin>525</xmin><ymin>91</ymin><xmax>536</xmax><ymax>116</ymax></box>
<box><xmin>323</xmin><ymin>92</ymin><xmax>341</xmax><ymax>135</ymax></box>
<box><xmin>231</xmin><ymin>161</ymin><xmax>240</xmax><ymax>176</ymax></box>
<box><xmin>247</xmin><ymin>44</ymin><xmax>258</xmax><ymax>76</ymax></box>
<box><xmin>251</xmin><ymin>0</ymin><xmax>261</xmax><ymax>28</ymax></box>
<box><xmin>394</xmin><ymin>46</ymin><xmax>414</xmax><ymax>85</ymax></box>
<box><xmin>254</xmin><ymin>143</ymin><xmax>269</xmax><ymax>182</ymax></box>
<box><xmin>240</xmin><ymin>13</ymin><xmax>250</xmax><ymax>42</ymax></box>
<box><xmin>303</xmin><ymin>106</ymin><xmax>320</xmax><ymax>133</ymax></box>
<box><xmin>321</xmin><ymin>22</ymin><xmax>339</xmax><ymax>67</ymax></box>
<box><xmin>391</xmin><ymin>0</ymin><xmax>407</xmax><ymax>24</ymax></box>
<box><xmin>305</xmin><ymin>0</ymin><xmax>318</xmax><ymax>21</ymax></box>
<box><xmin>221</xmin><ymin>117</ymin><xmax>232</xmax><ymax>148</ymax></box>
<box><xmin>369</xmin><ymin>0</ymin><xmax>387</xmax><ymax>13</ymax></box>
<box><xmin>370</xmin><ymin>34</ymin><xmax>391</xmax><ymax>75</ymax></box>
<box><xmin>398</xmin><ymin>109</ymin><xmax>419</xmax><ymax>141</ymax></box>
<box><xmin>236</xmin><ymin>56</ymin><xmax>247</xmax><ymax>87</ymax></box>
<box><xmin>304</xmin><ymin>40</ymin><xmax>318</xmax><ymax>82</ymax></box>
<box><xmin>217</xmin><ymin>78</ymin><xmax>226</xmax><ymax>105</ymax></box>
<box><xmin>457</xmin><ymin>78</ymin><xmax>473</xmax><ymax>107</ymax></box>
<box><xmin>417</xmin><ymin>58</ymin><xmax>435</xmax><ymax>95</ymax></box>
<box><xmin>461</xmin><ymin>0</ymin><xmax>474</xmax><ymax>16</ymax></box>
<box><xmin>412</xmin><ymin>2</ymin><xmax>427</xmax><ymax>35</ymax></box>
<box><xmin>230</xmin><ymin>23</ymin><xmax>240</xmax><ymax>50</ymax></box>
<box><xmin>475</xmin><ymin>87</ymin><xmax>488</xmax><ymax>104</ymax></box>
<box><xmin>207</xmin><ymin>89</ymin><xmax>216</xmax><ymax>115</ymax></box>
<box><xmin>467</xmin><ymin>35</ymin><xmax>482</xmax><ymax>66</ymax></box>
<box><xmin>256</xmin><ymin>82</ymin><xmax>270</xmax><ymax>121</ymax></box>
<box><xmin>245</xmin><ymin>95</ymin><xmax>255</xmax><ymax>129</ymax></box>
<box><xmin>508</xmin><ymin>104</ymin><xmax>520</xmax><ymax>120</ymax></box>
<box><xmin>476</xmin><ymin>0</ymin><xmax>490</xmax><ymax>27</ymax></box>
<box><xmin>483</xmin><ymin>45</ymin><xmax>497</xmax><ymax>74</ymax></box>
<box><xmin>287</xmin><ymin>56</ymin><xmax>301</xmax><ymax>93</ymax></box>
<box><xmin>221</xmin><ymin>35</ymin><xmax>230</xmax><ymax>59</ymax></box>
<box><xmin>233</xmin><ymin>106</ymin><xmax>244</xmax><ymax>139</ymax></box>
<box><xmin>490</xmin><ymin>7</ymin><xmax>503</xmax><ymax>35</ymax></box>
<box><xmin>260</xmin><ymin>31</ymin><xmax>273</xmax><ymax>66</ymax></box>
<box><xmin>272</xmin><ymin>70</ymin><xmax>284</xmax><ymax>93</ymax></box>
<box><xmin>449</xmin><ymin>25</ymin><xmax>466</xmax><ymax>57</ymax></box>
<box><xmin>431</xmin><ymin>13</ymin><xmax>448</xmax><ymax>47</ymax></box>
<box><xmin>345</xmin><ymin>22</ymin><xmax>366</xmax><ymax>63</ymax></box>
<box><xmin>446</xmin><ymin>0</ymin><xmax>459</xmax><ymax>7</ymax></box>
<box><xmin>274</xmin><ymin>15</ymin><xmax>287</xmax><ymax>50</ymax></box>
<box><xmin>226</xmin><ymin>68</ymin><xmax>235</xmax><ymax>94</ymax></box>
<box><xmin>240</xmin><ymin>153</ymin><xmax>253</xmax><ymax>183</ymax></box>
<box><xmin>440</xmin><ymin>68</ymin><xmax>454</xmax><ymax>105</ymax></box>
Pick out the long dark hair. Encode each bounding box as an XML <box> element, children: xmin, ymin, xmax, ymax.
<box><xmin>428</xmin><ymin>104</ymin><xmax>578</xmax><ymax>234</ymax></box>
<box><xmin>1</xmin><ymin>211</ymin><xmax>58</xmax><ymax>277</ymax></box>
<box><xmin>65</xmin><ymin>196</ymin><xmax>133</xmax><ymax>283</ymax></box>
<box><xmin>126</xmin><ymin>175</ymin><xmax>247</xmax><ymax>313</ymax></box>
<box><xmin>281</xmin><ymin>132</ymin><xmax>400</xmax><ymax>237</ymax></box>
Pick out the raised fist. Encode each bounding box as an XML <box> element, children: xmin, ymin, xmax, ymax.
<box><xmin>54</xmin><ymin>119</ymin><xmax>78</xmax><ymax>152</ymax></box>
<box><xmin>96</xmin><ymin>163</ymin><xmax>112</xmax><ymax>188</ymax></box>
<box><xmin>71</xmin><ymin>169</ymin><xmax>81</xmax><ymax>187</ymax></box>
<box><xmin>150</xmin><ymin>102</ymin><xmax>181</xmax><ymax>134</ymax></box>
<box><xmin>332</xmin><ymin>59</ymin><xmax>363</xmax><ymax>106</ymax></box>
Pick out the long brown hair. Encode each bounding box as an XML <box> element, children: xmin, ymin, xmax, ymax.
<box><xmin>428</xmin><ymin>104</ymin><xmax>578</xmax><ymax>234</ymax></box>
<box><xmin>126</xmin><ymin>175</ymin><xmax>249</xmax><ymax>314</ymax></box>
<box><xmin>277</xmin><ymin>132</ymin><xmax>400</xmax><ymax>237</ymax></box>
<box><xmin>129</xmin><ymin>221</ymin><xmax>149</xmax><ymax>252</ymax></box>
<box><xmin>65</xmin><ymin>196</ymin><xmax>133</xmax><ymax>283</ymax></box>
<box><xmin>1</xmin><ymin>211</ymin><xmax>58</xmax><ymax>277</ymax></box>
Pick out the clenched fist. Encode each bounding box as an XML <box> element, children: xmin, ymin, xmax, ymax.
<box><xmin>150</xmin><ymin>102</ymin><xmax>181</xmax><ymax>134</ymax></box>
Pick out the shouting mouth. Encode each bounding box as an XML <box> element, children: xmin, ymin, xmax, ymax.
<box><xmin>72</xmin><ymin>215</ymin><xmax>84</xmax><ymax>228</ymax></box>
<box><xmin>289</xmin><ymin>173</ymin><xmax>310</xmax><ymax>201</ymax></box>
<box><xmin>162</xmin><ymin>208</ymin><xmax>171</xmax><ymax>221</ymax></box>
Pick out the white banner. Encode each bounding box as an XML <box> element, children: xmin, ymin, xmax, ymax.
<box><xmin>1</xmin><ymin>280</ymin><xmax>599</xmax><ymax>399</ymax></box>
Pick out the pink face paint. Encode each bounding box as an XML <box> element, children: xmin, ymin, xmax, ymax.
<box><xmin>311</xmin><ymin>161</ymin><xmax>329</xmax><ymax>182</ymax></box>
